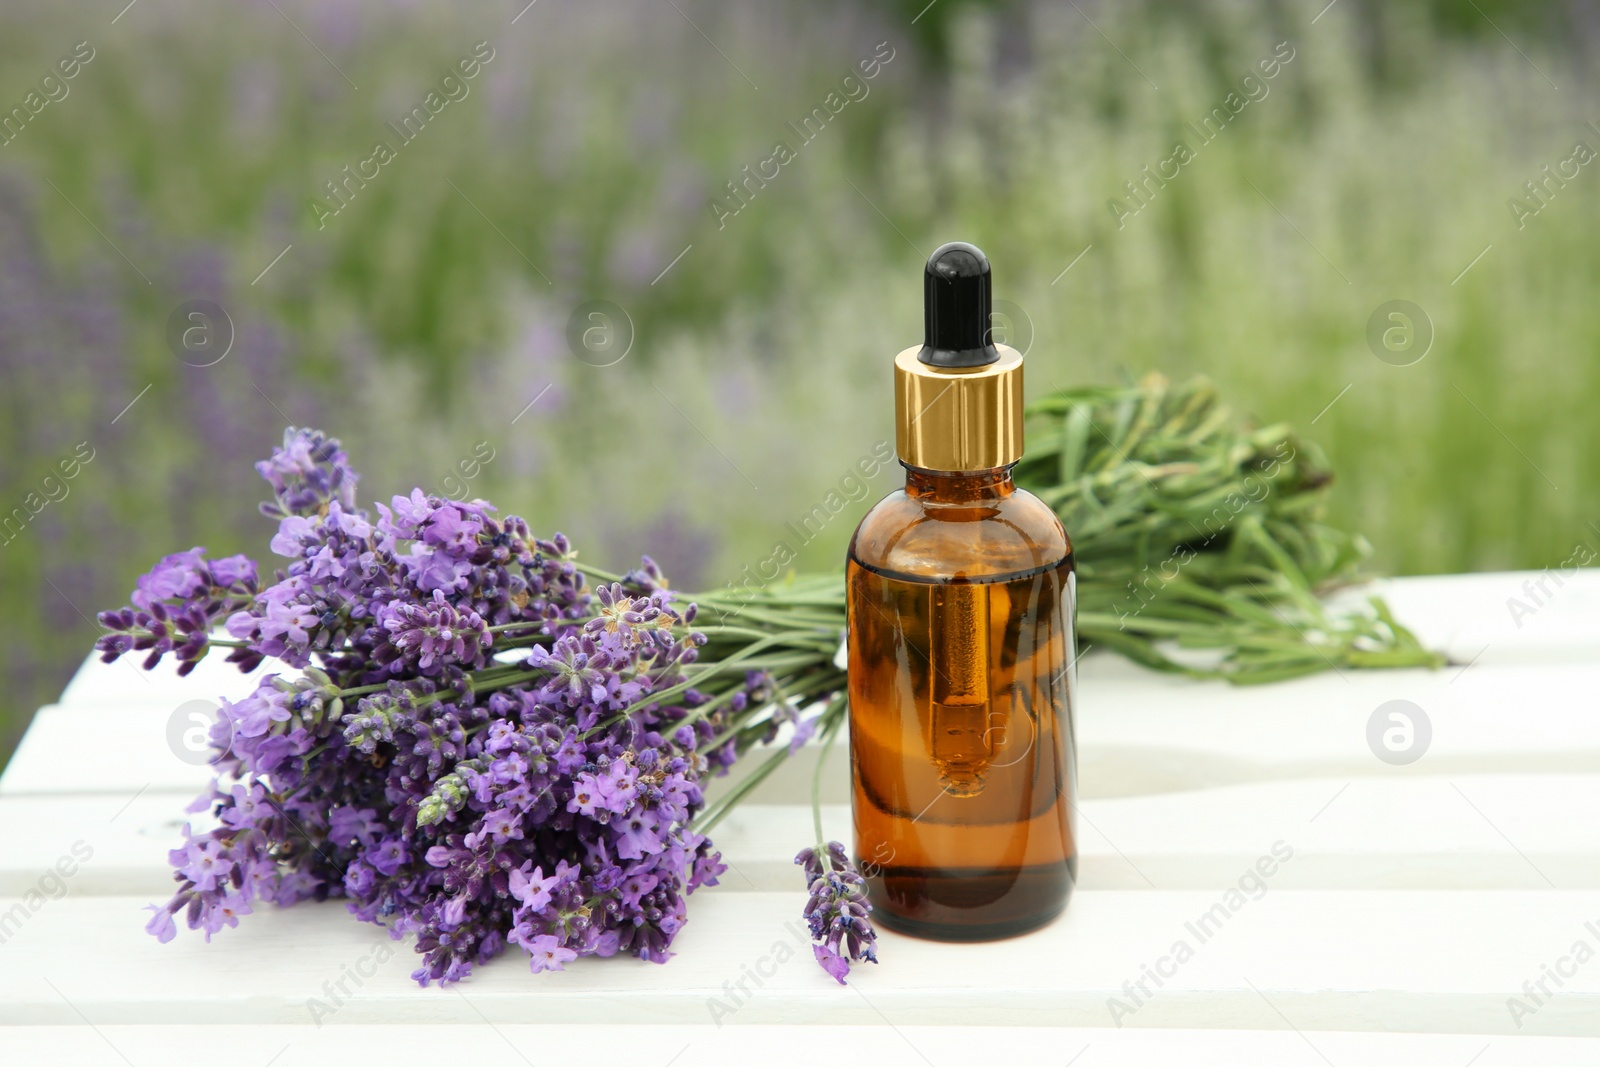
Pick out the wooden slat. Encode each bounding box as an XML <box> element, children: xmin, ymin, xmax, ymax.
<box><xmin>11</xmin><ymin>658</ymin><xmax>1599</xmax><ymax>800</ymax></box>
<box><xmin>57</xmin><ymin>644</ymin><xmax>274</xmax><ymax>709</ymax></box>
<box><xmin>1330</xmin><ymin>570</ymin><xmax>1600</xmax><ymax>666</ymax></box>
<box><xmin>5</xmin><ymin>1024</ymin><xmax>1596</xmax><ymax>1065</ymax></box>
<box><xmin>0</xmin><ymin>704</ymin><xmax>215</xmax><ymax>797</ymax></box>
<box><xmin>1</xmin><ymin>890</ymin><xmax>1596</xmax><ymax>1034</ymax></box>
<box><xmin>6</xmin><ymin>775</ymin><xmax>1597</xmax><ymax>898</ymax></box>
<box><xmin>1075</xmin><ymin>659</ymin><xmax>1600</xmax><ymax>796</ymax></box>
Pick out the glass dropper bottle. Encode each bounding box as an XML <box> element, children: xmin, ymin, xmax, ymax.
<box><xmin>845</xmin><ymin>242</ymin><xmax>1078</xmax><ymax>941</ymax></box>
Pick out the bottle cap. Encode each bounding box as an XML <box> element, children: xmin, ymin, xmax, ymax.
<box><xmin>894</xmin><ymin>242</ymin><xmax>1024</xmax><ymax>471</ymax></box>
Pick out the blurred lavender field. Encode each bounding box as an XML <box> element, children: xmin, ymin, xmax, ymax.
<box><xmin>1</xmin><ymin>0</ymin><xmax>1598</xmax><ymax>763</ymax></box>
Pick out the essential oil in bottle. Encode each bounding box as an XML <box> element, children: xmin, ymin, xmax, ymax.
<box><xmin>846</xmin><ymin>241</ymin><xmax>1077</xmax><ymax>941</ymax></box>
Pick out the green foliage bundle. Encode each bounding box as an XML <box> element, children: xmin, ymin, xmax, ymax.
<box><xmin>1018</xmin><ymin>373</ymin><xmax>1444</xmax><ymax>682</ymax></box>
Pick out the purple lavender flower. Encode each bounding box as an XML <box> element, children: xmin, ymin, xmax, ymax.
<box><xmin>796</xmin><ymin>841</ymin><xmax>879</xmax><ymax>984</ymax></box>
<box><xmin>143</xmin><ymin>903</ymin><xmax>178</xmax><ymax>943</ymax></box>
<box><xmin>508</xmin><ymin>863</ymin><xmax>559</xmax><ymax>910</ymax></box>
<box><xmin>256</xmin><ymin>427</ymin><xmax>358</xmax><ymax>518</ymax></box>
<box><xmin>95</xmin><ymin>549</ymin><xmax>260</xmax><ymax>675</ymax></box>
<box><xmin>524</xmin><ymin>934</ymin><xmax>579</xmax><ymax>973</ymax></box>
<box><xmin>130</xmin><ymin>548</ymin><xmax>210</xmax><ymax>610</ymax></box>
<box><xmin>377</xmin><ymin>588</ymin><xmax>491</xmax><ymax>673</ymax></box>
<box><xmin>99</xmin><ymin>426</ymin><xmax>804</xmax><ymax>987</ymax></box>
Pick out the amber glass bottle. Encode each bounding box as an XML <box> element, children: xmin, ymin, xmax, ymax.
<box><xmin>846</xmin><ymin>243</ymin><xmax>1077</xmax><ymax>941</ymax></box>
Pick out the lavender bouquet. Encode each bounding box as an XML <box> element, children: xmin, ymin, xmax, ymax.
<box><xmin>96</xmin><ymin>429</ymin><xmax>876</xmax><ymax>984</ymax></box>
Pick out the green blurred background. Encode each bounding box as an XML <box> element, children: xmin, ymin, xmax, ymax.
<box><xmin>1</xmin><ymin>0</ymin><xmax>1596</xmax><ymax>766</ymax></box>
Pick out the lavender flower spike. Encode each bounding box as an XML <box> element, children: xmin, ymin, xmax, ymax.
<box><xmin>256</xmin><ymin>427</ymin><xmax>359</xmax><ymax>519</ymax></box>
<box><xmin>795</xmin><ymin>841</ymin><xmax>878</xmax><ymax>984</ymax></box>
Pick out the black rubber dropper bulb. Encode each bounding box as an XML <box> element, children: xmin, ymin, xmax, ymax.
<box><xmin>919</xmin><ymin>241</ymin><xmax>1001</xmax><ymax>368</ymax></box>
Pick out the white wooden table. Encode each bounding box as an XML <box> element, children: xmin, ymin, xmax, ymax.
<box><xmin>4</xmin><ymin>570</ymin><xmax>1599</xmax><ymax>1064</ymax></box>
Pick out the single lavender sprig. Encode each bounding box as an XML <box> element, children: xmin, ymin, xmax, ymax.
<box><xmin>94</xmin><ymin>548</ymin><xmax>260</xmax><ymax>675</ymax></box>
<box><xmin>795</xmin><ymin>841</ymin><xmax>878</xmax><ymax>984</ymax></box>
